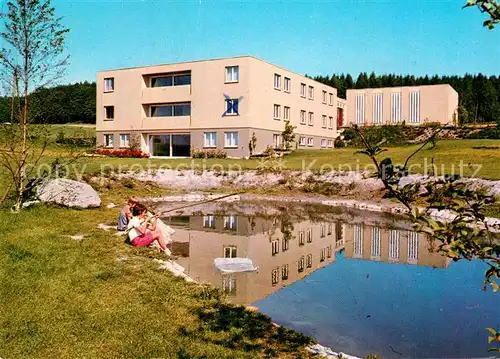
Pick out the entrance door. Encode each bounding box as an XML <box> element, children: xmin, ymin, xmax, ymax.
<box><xmin>150</xmin><ymin>134</ymin><xmax>190</xmax><ymax>157</ymax></box>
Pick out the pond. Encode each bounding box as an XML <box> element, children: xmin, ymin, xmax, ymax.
<box><xmin>157</xmin><ymin>201</ymin><xmax>499</xmax><ymax>359</ymax></box>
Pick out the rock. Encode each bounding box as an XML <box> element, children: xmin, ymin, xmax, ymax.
<box><xmin>70</xmin><ymin>234</ymin><xmax>85</xmax><ymax>240</ymax></box>
<box><xmin>36</xmin><ymin>178</ymin><xmax>101</xmax><ymax>208</ymax></box>
<box><xmin>107</xmin><ymin>203</ymin><xmax>117</xmax><ymax>208</ymax></box>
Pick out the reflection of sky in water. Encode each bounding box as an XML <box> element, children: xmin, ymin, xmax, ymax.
<box><xmin>254</xmin><ymin>252</ymin><xmax>500</xmax><ymax>359</ymax></box>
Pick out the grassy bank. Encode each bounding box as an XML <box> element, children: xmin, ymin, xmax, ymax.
<box><xmin>0</xmin><ymin>186</ymin><xmax>313</xmax><ymax>359</ymax></box>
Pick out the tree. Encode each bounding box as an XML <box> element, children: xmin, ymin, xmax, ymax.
<box><xmin>0</xmin><ymin>0</ymin><xmax>69</xmax><ymax>211</ymax></box>
<box><xmin>353</xmin><ymin>125</ymin><xmax>500</xmax><ymax>351</ymax></box>
<box><xmin>281</xmin><ymin>120</ymin><xmax>296</xmax><ymax>151</ymax></box>
<box><xmin>464</xmin><ymin>0</ymin><xmax>500</xmax><ymax>28</ymax></box>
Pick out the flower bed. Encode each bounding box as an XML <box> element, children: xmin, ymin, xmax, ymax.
<box><xmin>95</xmin><ymin>148</ymin><xmax>149</xmax><ymax>158</ymax></box>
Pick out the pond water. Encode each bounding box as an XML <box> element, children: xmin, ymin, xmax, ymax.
<box><xmin>161</xmin><ymin>203</ymin><xmax>499</xmax><ymax>359</ymax></box>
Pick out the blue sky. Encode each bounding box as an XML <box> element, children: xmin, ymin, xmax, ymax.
<box><xmin>14</xmin><ymin>0</ymin><xmax>500</xmax><ymax>83</ymax></box>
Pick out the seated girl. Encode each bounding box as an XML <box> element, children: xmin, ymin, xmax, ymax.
<box><xmin>127</xmin><ymin>204</ymin><xmax>168</xmax><ymax>253</ymax></box>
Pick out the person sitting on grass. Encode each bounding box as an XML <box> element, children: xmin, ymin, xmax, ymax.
<box><xmin>117</xmin><ymin>196</ymin><xmax>138</xmax><ymax>231</ymax></box>
<box><xmin>127</xmin><ymin>204</ymin><xmax>168</xmax><ymax>253</ymax></box>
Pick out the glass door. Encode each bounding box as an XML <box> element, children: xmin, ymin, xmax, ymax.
<box><xmin>150</xmin><ymin>135</ymin><xmax>171</xmax><ymax>157</ymax></box>
<box><xmin>172</xmin><ymin>134</ymin><xmax>191</xmax><ymax>157</ymax></box>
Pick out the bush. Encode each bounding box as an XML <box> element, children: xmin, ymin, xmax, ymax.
<box><xmin>467</xmin><ymin>126</ymin><xmax>500</xmax><ymax>139</ymax></box>
<box><xmin>334</xmin><ymin>137</ymin><xmax>346</xmax><ymax>148</ymax></box>
<box><xmin>95</xmin><ymin>148</ymin><xmax>149</xmax><ymax>158</ymax></box>
<box><xmin>56</xmin><ymin>136</ymin><xmax>96</xmax><ymax>147</ymax></box>
<box><xmin>190</xmin><ymin>148</ymin><xmax>227</xmax><ymax>159</ymax></box>
<box><xmin>262</xmin><ymin>145</ymin><xmax>276</xmax><ymax>158</ymax></box>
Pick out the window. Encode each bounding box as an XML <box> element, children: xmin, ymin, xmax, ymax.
<box><xmin>321</xmin><ymin>139</ymin><xmax>327</xmax><ymax>148</ymax></box>
<box><xmin>307</xmin><ymin>228</ymin><xmax>312</xmax><ymax>243</ymax></box>
<box><xmin>203</xmin><ymin>215</ymin><xmax>216</xmax><ymax>229</ymax></box>
<box><xmin>281</xmin><ymin>264</ymin><xmax>289</xmax><ymax>280</ymax></box>
<box><xmin>329</xmin><ymin>93</ymin><xmax>333</xmax><ymax>106</ymax></box>
<box><xmin>355</xmin><ymin>93</ymin><xmax>365</xmax><ymax>124</ymax></box>
<box><xmin>320</xmin><ymin>224</ymin><xmax>326</xmax><ymax>237</ymax></box>
<box><xmin>299</xmin><ymin>136</ymin><xmax>306</xmax><ymax>146</ymax></box>
<box><xmin>299</xmin><ymin>231</ymin><xmax>305</xmax><ymax>245</ymax></box>
<box><xmin>298</xmin><ymin>256</ymin><xmax>305</xmax><ymax>273</ymax></box>
<box><xmin>226</xmin><ymin>99</ymin><xmax>239</xmax><ymax>115</ymax></box>
<box><xmin>410</xmin><ymin>90</ymin><xmax>420</xmax><ymax>124</ymax></box>
<box><xmin>284</xmin><ymin>77</ymin><xmax>291</xmax><ymax>92</ymax></box>
<box><xmin>222</xmin><ymin>275</ymin><xmax>237</xmax><ymax>294</ymax></box>
<box><xmin>225</xmin><ymin>66</ymin><xmax>239</xmax><ymax>83</ymax></box>
<box><xmin>150</xmin><ymin>72</ymin><xmax>191</xmax><ymax>87</ymax></box>
<box><xmin>306</xmin><ymin>254</ymin><xmax>313</xmax><ymax>268</ymax></box>
<box><xmin>282</xmin><ymin>238</ymin><xmax>289</xmax><ymax>252</ymax></box>
<box><xmin>273</xmin><ymin>104</ymin><xmax>281</xmax><ymax>120</ymax></box>
<box><xmin>327</xmin><ymin>245</ymin><xmax>332</xmax><ymax>258</ymax></box>
<box><xmin>283</xmin><ymin>106</ymin><xmax>290</xmax><ymax>121</ymax></box>
<box><xmin>150</xmin><ymin>103</ymin><xmax>191</xmax><ymax>117</ymax></box>
<box><xmin>104</xmin><ymin>134</ymin><xmax>114</xmax><ymax>148</ymax></box>
<box><xmin>389</xmin><ymin>229</ymin><xmax>400</xmax><ymax>260</ymax></box>
<box><xmin>119</xmin><ymin>134</ymin><xmax>130</xmax><ymax>148</ymax></box>
<box><xmin>391</xmin><ymin>92</ymin><xmax>402</xmax><ymax>123</ymax></box>
<box><xmin>224</xmin><ymin>132</ymin><xmax>239</xmax><ymax>148</ymax></box>
<box><xmin>203</xmin><ymin>132</ymin><xmax>217</xmax><ymax>148</ymax></box>
<box><xmin>271</xmin><ymin>268</ymin><xmax>279</xmax><ymax>285</ymax></box>
<box><xmin>373</xmin><ymin>93</ymin><xmax>383</xmax><ymax>124</ymax></box>
<box><xmin>223</xmin><ymin>245</ymin><xmax>237</xmax><ymax>258</ymax></box>
<box><xmin>308</xmin><ymin>86</ymin><xmax>314</xmax><ymax>100</ymax></box>
<box><xmin>327</xmin><ymin>223</ymin><xmax>333</xmax><ymax>235</ymax></box>
<box><xmin>320</xmin><ymin>248</ymin><xmax>326</xmax><ymax>262</ymax></box>
<box><xmin>223</xmin><ymin>215</ymin><xmax>237</xmax><ymax>231</ymax></box>
<box><xmin>300</xmin><ymin>83</ymin><xmax>306</xmax><ymax>97</ymax></box>
<box><xmin>307</xmin><ymin>137</ymin><xmax>313</xmax><ymax>147</ymax></box>
<box><xmin>371</xmin><ymin>227</ymin><xmax>381</xmax><ymax>258</ymax></box>
<box><xmin>328</xmin><ymin>140</ymin><xmax>333</xmax><ymax>148</ymax></box>
<box><xmin>300</xmin><ymin>110</ymin><xmax>306</xmax><ymax>125</ymax></box>
<box><xmin>104</xmin><ymin>77</ymin><xmax>114</xmax><ymax>92</ymax></box>
<box><xmin>408</xmin><ymin>231</ymin><xmax>419</xmax><ymax>261</ymax></box>
<box><xmin>274</xmin><ymin>74</ymin><xmax>281</xmax><ymax>90</ymax></box>
<box><xmin>328</xmin><ymin>116</ymin><xmax>333</xmax><ymax>129</ymax></box>
<box><xmin>273</xmin><ymin>134</ymin><xmax>282</xmax><ymax>149</ymax></box>
<box><xmin>104</xmin><ymin>106</ymin><xmax>114</xmax><ymax>120</ymax></box>
<box><xmin>353</xmin><ymin>224</ymin><xmax>363</xmax><ymax>257</ymax></box>
<box><xmin>308</xmin><ymin>112</ymin><xmax>314</xmax><ymax>126</ymax></box>
<box><xmin>271</xmin><ymin>240</ymin><xmax>279</xmax><ymax>256</ymax></box>
<box><xmin>322</xmin><ymin>90</ymin><xmax>327</xmax><ymax>104</ymax></box>
<box><xmin>322</xmin><ymin>115</ymin><xmax>327</xmax><ymax>128</ymax></box>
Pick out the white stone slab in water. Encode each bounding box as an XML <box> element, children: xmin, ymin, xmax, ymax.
<box><xmin>214</xmin><ymin>258</ymin><xmax>258</xmax><ymax>273</ymax></box>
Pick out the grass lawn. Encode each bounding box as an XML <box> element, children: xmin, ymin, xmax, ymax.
<box><xmin>61</xmin><ymin>139</ymin><xmax>499</xmax><ymax>180</ymax></box>
<box><xmin>0</xmin><ymin>186</ymin><xmax>313</xmax><ymax>359</ymax></box>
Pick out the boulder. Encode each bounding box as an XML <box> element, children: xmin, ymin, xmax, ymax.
<box><xmin>36</xmin><ymin>178</ymin><xmax>101</xmax><ymax>208</ymax></box>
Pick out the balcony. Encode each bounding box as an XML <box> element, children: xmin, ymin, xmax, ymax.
<box><xmin>142</xmin><ymin>85</ymin><xmax>191</xmax><ymax>104</ymax></box>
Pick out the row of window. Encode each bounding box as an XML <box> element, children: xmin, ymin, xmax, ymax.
<box><xmin>274</xmin><ymin>73</ymin><xmax>335</xmax><ymax>106</ymax></box>
<box><xmin>298</xmin><ymin>136</ymin><xmax>334</xmax><ymax>148</ymax></box>
<box><xmin>103</xmin><ymin>133</ymin><xmax>129</xmax><ymax>148</ymax></box>
<box><xmin>352</xmin><ymin>224</ymin><xmax>420</xmax><ymax>261</ymax></box>
<box><xmin>203</xmin><ymin>132</ymin><xmax>239</xmax><ymax>148</ymax></box>
<box><xmin>273</xmin><ymin>105</ymin><xmax>335</xmax><ymax>129</ymax></box>
<box><xmin>204</xmin><ymin>215</ymin><xmax>238</xmax><ymax>230</ymax></box>
<box><xmin>355</xmin><ymin>90</ymin><xmax>421</xmax><ymax>125</ymax></box>
<box><xmin>271</xmin><ymin>246</ymin><xmax>333</xmax><ymax>285</ymax></box>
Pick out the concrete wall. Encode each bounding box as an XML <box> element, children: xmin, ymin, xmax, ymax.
<box><xmin>345</xmin><ymin>84</ymin><xmax>458</xmax><ymax>127</ymax></box>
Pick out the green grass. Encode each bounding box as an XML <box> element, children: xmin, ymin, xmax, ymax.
<box><xmin>0</xmin><ymin>186</ymin><xmax>313</xmax><ymax>359</ymax></box>
<box><xmin>60</xmin><ymin>139</ymin><xmax>499</xmax><ymax>180</ymax></box>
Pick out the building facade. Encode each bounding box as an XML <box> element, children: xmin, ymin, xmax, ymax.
<box><xmin>345</xmin><ymin>84</ymin><xmax>458</xmax><ymax>127</ymax></box>
<box><xmin>96</xmin><ymin>56</ymin><xmax>339</xmax><ymax>157</ymax></box>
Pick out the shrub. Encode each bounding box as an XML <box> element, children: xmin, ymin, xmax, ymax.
<box><xmin>95</xmin><ymin>148</ymin><xmax>149</xmax><ymax>158</ymax></box>
<box><xmin>191</xmin><ymin>148</ymin><xmax>227</xmax><ymax>159</ymax></box>
<box><xmin>467</xmin><ymin>126</ymin><xmax>500</xmax><ymax>139</ymax></box>
<box><xmin>334</xmin><ymin>137</ymin><xmax>346</xmax><ymax>148</ymax></box>
<box><xmin>262</xmin><ymin>145</ymin><xmax>276</xmax><ymax>158</ymax></box>
<box><xmin>57</xmin><ymin>136</ymin><xmax>96</xmax><ymax>147</ymax></box>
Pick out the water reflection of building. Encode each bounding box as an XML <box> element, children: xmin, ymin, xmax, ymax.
<box><xmin>167</xmin><ymin>215</ymin><xmax>339</xmax><ymax>305</ymax></box>
<box><xmin>343</xmin><ymin>223</ymin><xmax>451</xmax><ymax>268</ymax></box>
<box><xmin>165</xmin><ymin>216</ymin><xmax>450</xmax><ymax>305</ymax></box>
